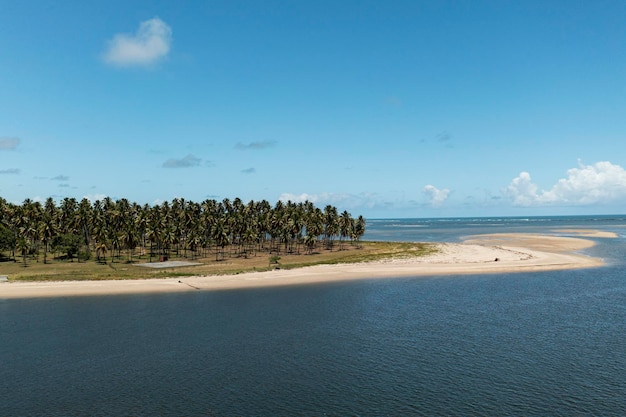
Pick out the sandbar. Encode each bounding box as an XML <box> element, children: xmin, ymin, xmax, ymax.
<box><xmin>551</xmin><ymin>229</ymin><xmax>618</xmax><ymax>238</ymax></box>
<box><xmin>0</xmin><ymin>232</ymin><xmax>611</xmax><ymax>299</ymax></box>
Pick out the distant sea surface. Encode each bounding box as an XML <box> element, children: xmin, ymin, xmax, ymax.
<box><xmin>2</xmin><ymin>215</ymin><xmax>626</xmax><ymax>416</ymax></box>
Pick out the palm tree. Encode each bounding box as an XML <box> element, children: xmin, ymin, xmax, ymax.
<box><xmin>304</xmin><ymin>205</ymin><xmax>323</xmax><ymax>251</ymax></box>
<box><xmin>352</xmin><ymin>215</ymin><xmax>366</xmax><ymax>248</ymax></box>
<box><xmin>338</xmin><ymin>210</ymin><xmax>353</xmax><ymax>250</ymax></box>
<box><xmin>1</xmin><ymin>195</ymin><xmax>367</xmax><ymax>267</ymax></box>
<box><xmin>212</xmin><ymin>219</ymin><xmax>229</xmax><ymax>261</ymax></box>
<box><xmin>15</xmin><ymin>200</ymin><xmax>40</xmax><ymax>262</ymax></box>
<box><xmin>242</xmin><ymin>216</ymin><xmax>259</xmax><ymax>257</ymax></box>
<box><xmin>182</xmin><ymin>201</ymin><xmax>200</xmax><ymax>258</ymax></box>
<box><xmin>95</xmin><ymin>240</ymin><xmax>108</xmax><ymax>263</ymax></box>
<box><xmin>145</xmin><ymin>212</ymin><xmax>159</xmax><ymax>263</ymax></box>
<box><xmin>186</xmin><ymin>231</ymin><xmax>202</xmax><ymax>260</ymax></box>
<box><xmin>303</xmin><ymin>233</ymin><xmax>317</xmax><ymax>255</ymax></box>
<box><xmin>323</xmin><ymin>205</ymin><xmax>339</xmax><ymax>251</ymax></box>
<box><xmin>39</xmin><ymin>198</ymin><xmax>58</xmax><ymax>264</ymax></box>
<box><xmin>121</xmin><ymin>221</ymin><xmax>139</xmax><ymax>262</ymax></box>
<box><xmin>268</xmin><ymin>212</ymin><xmax>283</xmax><ymax>254</ymax></box>
<box><xmin>59</xmin><ymin>197</ymin><xmax>78</xmax><ymax>236</ymax></box>
<box><xmin>16</xmin><ymin>237</ymin><xmax>30</xmax><ymax>267</ymax></box>
<box><xmin>92</xmin><ymin>201</ymin><xmax>109</xmax><ymax>263</ymax></box>
<box><xmin>77</xmin><ymin>198</ymin><xmax>93</xmax><ymax>260</ymax></box>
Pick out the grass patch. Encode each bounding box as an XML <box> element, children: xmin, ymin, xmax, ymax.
<box><xmin>1</xmin><ymin>241</ymin><xmax>438</xmax><ymax>282</ymax></box>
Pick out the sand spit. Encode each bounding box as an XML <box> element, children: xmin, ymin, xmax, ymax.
<box><xmin>0</xmin><ymin>232</ymin><xmax>610</xmax><ymax>299</ymax></box>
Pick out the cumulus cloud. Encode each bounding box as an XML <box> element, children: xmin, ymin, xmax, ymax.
<box><xmin>279</xmin><ymin>192</ymin><xmax>377</xmax><ymax>210</ymax></box>
<box><xmin>103</xmin><ymin>17</ymin><xmax>172</xmax><ymax>67</ymax></box>
<box><xmin>83</xmin><ymin>194</ymin><xmax>108</xmax><ymax>203</ymax></box>
<box><xmin>423</xmin><ymin>185</ymin><xmax>450</xmax><ymax>207</ymax></box>
<box><xmin>162</xmin><ymin>154</ymin><xmax>201</xmax><ymax>168</ymax></box>
<box><xmin>0</xmin><ymin>168</ymin><xmax>20</xmax><ymax>174</ymax></box>
<box><xmin>504</xmin><ymin>160</ymin><xmax>626</xmax><ymax>206</ymax></box>
<box><xmin>241</xmin><ymin>168</ymin><xmax>256</xmax><ymax>174</ymax></box>
<box><xmin>0</xmin><ymin>138</ymin><xmax>20</xmax><ymax>150</ymax></box>
<box><xmin>235</xmin><ymin>140</ymin><xmax>277</xmax><ymax>150</ymax></box>
<box><xmin>279</xmin><ymin>192</ymin><xmax>320</xmax><ymax>203</ymax></box>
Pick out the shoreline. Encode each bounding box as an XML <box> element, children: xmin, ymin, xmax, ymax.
<box><xmin>0</xmin><ymin>232</ymin><xmax>613</xmax><ymax>299</ymax></box>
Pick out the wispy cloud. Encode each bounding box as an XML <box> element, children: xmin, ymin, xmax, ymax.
<box><xmin>0</xmin><ymin>168</ymin><xmax>20</xmax><ymax>174</ymax></box>
<box><xmin>384</xmin><ymin>96</ymin><xmax>403</xmax><ymax>107</ymax></box>
<box><xmin>103</xmin><ymin>17</ymin><xmax>172</xmax><ymax>67</ymax></box>
<box><xmin>235</xmin><ymin>140</ymin><xmax>277</xmax><ymax>150</ymax></box>
<box><xmin>58</xmin><ymin>184</ymin><xmax>70</xmax><ymax>188</ymax></box>
<box><xmin>423</xmin><ymin>184</ymin><xmax>451</xmax><ymax>207</ymax></box>
<box><xmin>162</xmin><ymin>154</ymin><xmax>201</xmax><ymax>168</ymax></box>
<box><xmin>436</xmin><ymin>131</ymin><xmax>452</xmax><ymax>142</ymax></box>
<box><xmin>241</xmin><ymin>168</ymin><xmax>256</xmax><ymax>174</ymax></box>
<box><xmin>504</xmin><ymin>160</ymin><xmax>626</xmax><ymax>206</ymax></box>
<box><xmin>51</xmin><ymin>175</ymin><xmax>69</xmax><ymax>181</ymax></box>
<box><xmin>0</xmin><ymin>138</ymin><xmax>20</xmax><ymax>150</ymax></box>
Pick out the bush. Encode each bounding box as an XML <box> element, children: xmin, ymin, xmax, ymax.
<box><xmin>51</xmin><ymin>233</ymin><xmax>81</xmax><ymax>261</ymax></box>
<box><xmin>269</xmin><ymin>255</ymin><xmax>281</xmax><ymax>268</ymax></box>
<box><xmin>0</xmin><ymin>224</ymin><xmax>15</xmax><ymax>252</ymax></box>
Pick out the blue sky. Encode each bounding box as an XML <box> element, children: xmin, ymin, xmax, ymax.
<box><xmin>2</xmin><ymin>0</ymin><xmax>626</xmax><ymax>218</ymax></box>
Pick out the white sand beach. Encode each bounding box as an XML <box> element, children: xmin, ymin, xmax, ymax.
<box><xmin>0</xmin><ymin>232</ymin><xmax>613</xmax><ymax>299</ymax></box>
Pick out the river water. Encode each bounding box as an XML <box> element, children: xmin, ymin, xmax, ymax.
<box><xmin>1</xmin><ymin>215</ymin><xmax>626</xmax><ymax>416</ymax></box>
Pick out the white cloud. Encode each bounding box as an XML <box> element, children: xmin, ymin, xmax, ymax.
<box><xmin>279</xmin><ymin>192</ymin><xmax>377</xmax><ymax>209</ymax></box>
<box><xmin>503</xmin><ymin>172</ymin><xmax>538</xmax><ymax>206</ymax></box>
<box><xmin>83</xmin><ymin>194</ymin><xmax>108</xmax><ymax>203</ymax></box>
<box><xmin>0</xmin><ymin>137</ymin><xmax>20</xmax><ymax>150</ymax></box>
<box><xmin>504</xmin><ymin>160</ymin><xmax>626</xmax><ymax>206</ymax></box>
<box><xmin>279</xmin><ymin>192</ymin><xmax>323</xmax><ymax>203</ymax></box>
<box><xmin>423</xmin><ymin>185</ymin><xmax>450</xmax><ymax>207</ymax></box>
<box><xmin>103</xmin><ymin>17</ymin><xmax>172</xmax><ymax>67</ymax></box>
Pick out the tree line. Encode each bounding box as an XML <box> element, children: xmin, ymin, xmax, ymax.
<box><xmin>0</xmin><ymin>196</ymin><xmax>366</xmax><ymax>266</ymax></box>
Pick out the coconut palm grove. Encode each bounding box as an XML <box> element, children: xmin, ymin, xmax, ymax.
<box><xmin>0</xmin><ymin>197</ymin><xmax>366</xmax><ymax>267</ymax></box>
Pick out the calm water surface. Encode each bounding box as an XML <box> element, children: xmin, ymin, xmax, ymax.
<box><xmin>2</xmin><ymin>216</ymin><xmax>626</xmax><ymax>416</ymax></box>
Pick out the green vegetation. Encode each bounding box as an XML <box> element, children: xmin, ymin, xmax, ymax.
<box><xmin>0</xmin><ymin>196</ymin><xmax>433</xmax><ymax>282</ymax></box>
<box><xmin>1</xmin><ymin>240</ymin><xmax>436</xmax><ymax>282</ymax></box>
<box><xmin>269</xmin><ymin>255</ymin><xmax>281</xmax><ymax>268</ymax></box>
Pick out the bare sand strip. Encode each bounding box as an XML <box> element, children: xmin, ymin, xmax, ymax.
<box><xmin>0</xmin><ymin>232</ymin><xmax>611</xmax><ymax>299</ymax></box>
<box><xmin>136</xmin><ymin>261</ymin><xmax>202</xmax><ymax>269</ymax></box>
<box><xmin>551</xmin><ymin>229</ymin><xmax>618</xmax><ymax>238</ymax></box>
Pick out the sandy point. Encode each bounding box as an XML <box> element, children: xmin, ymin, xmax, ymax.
<box><xmin>0</xmin><ymin>232</ymin><xmax>610</xmax><ymax>299</ymax></box>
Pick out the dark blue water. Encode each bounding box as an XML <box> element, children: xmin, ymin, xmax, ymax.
<box><xmin>2</xmin><ymin>216</ymin><xmax>626</xmax><ymax>416</ymax></box>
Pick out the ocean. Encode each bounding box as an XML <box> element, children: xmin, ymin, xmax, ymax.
<box><xmin>2</xmin><ymin>215</ymin><xmax>626</xmax><ymax>416</ymax></box>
